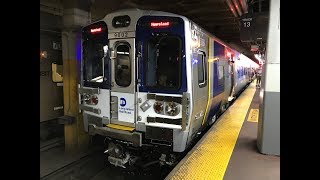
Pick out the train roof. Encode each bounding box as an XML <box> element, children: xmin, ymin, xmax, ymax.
<box><xmin>93</xmin><ymin>8</ymin><xmax>253</xmax><ymax>61</ymax></box>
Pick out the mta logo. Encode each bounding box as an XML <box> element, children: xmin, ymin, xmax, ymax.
<box><xmin>120</xmin><ymin>98</ymin><xmax>126</xmax><ymax>107</ymax></box>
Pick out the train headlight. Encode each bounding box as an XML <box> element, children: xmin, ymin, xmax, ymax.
<box><xmin>84</xmin><ymin>94</ymin><xmax>98</xmax><ymax>105</ymax></box>
<box><xmin>165</xmin><ymin>102</ymin><xmax>180</xmax><ymax>116</ymax></box>
<box><xmin>91</xmin><ymin>95</ymin><xmax>98</xmax><ymax>105</ymax></box>
<box><xmin>84</xmin><ymin>94</ymin><xmax>91</xmax><ymax>104</ymax></box>
<box><xmin>153</xmin><ymin>101</ymin><xmax>163</xmax><ymax>114</ymax></box>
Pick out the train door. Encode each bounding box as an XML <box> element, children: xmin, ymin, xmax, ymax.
<box><xmin>229</xmin><ymin>57</ymin><xmax>235</xmax><ymax>98</ymax></box>
<box><xmin>220</xmin><ymin>59</ymin><xmax>232</xmax><ymax>110</ymax></box>
<box><xmin>222</xmin><ymin>60</ymin><xmax>231</xmax><ymax>94</ymax></box>
<box><xmin>191</xmin><ymin>51</ymin><xmax>208</xmax><ymax>134</ymax></box>
<box><xmin>109</xmin><ymin>38</ymin><xmax>136</xmax><ymax>127</ymax></box>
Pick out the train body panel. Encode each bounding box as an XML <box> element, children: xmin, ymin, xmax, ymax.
<box><xmin>81</xmin><ymin>88</ymin><xmax>110</xmax><ymax>131</ymax></box>
<box><xmin>79</xmin><ymin>8</ymin><xmax>258</xmax><ymax>168</ymax></box>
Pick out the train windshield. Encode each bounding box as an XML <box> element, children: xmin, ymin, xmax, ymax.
<box><xmin>83</xmin><ymin>41</ymin><xmax>108</xmax><ymax>82</ymax></box>
<box><xmin>145</xmin><ymin>35</ymin><xmax>182</xmax><ymax>90</ymax></box>
<box><xmin>82</xmin><ymin>21</ymin><xmax>109</xmax><ymax>88</ymax></box>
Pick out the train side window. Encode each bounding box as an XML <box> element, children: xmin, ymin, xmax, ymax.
<box><xmin>115</xmin><ymin>44</ymin><xmax>131</xmax><ymax>87</ymax></box>
<box><xmin>218</xmin><ymin>65</ymin><xmax>224</xmax><ymax>86</ymax></box>
<box><xmin>198</xmin><ymin>52</ymin><xmax>207</xmax><ymax>88</ymax></box>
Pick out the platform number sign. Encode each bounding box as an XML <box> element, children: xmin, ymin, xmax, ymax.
<box><xmin>240</xmin><ymin>13</ymin><xmax>254</xmax><ymax>42</ymax></box>
<box><xmin>243</xmin><ymin>21</ymin><xmax>251</xmax><ymax>28</ymax></box>
<box><xmin>242</xmin><ymin>18</ymin><xmax>252</xmax><ymax>28</ymax></box>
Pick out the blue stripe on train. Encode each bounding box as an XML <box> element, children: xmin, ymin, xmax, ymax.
<box><xmin>212</xmin><ymin>61</ymin><xmax>224</xmax><ymax>96</ymax></box>
<box><xmin>214</xmin><ymin>41</ymin><xmax>225</xmax><ymax>57</ymax></box>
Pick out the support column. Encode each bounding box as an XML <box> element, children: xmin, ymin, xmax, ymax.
<box><xmin>62</xmin><ymin>0</ymin><xmax>91</xmax><ymax>153</ymax></box>
<box><xmin>257</xmin><ymin>0</ymin><xmax>280</xmax><ymax>155</ymax></box>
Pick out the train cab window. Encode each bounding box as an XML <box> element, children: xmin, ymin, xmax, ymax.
<box><xmin>218</xmin><ymin>65</ymin><xmax>224</xmax><ymax>86</ymax></box>
<box><xmin>83</xmin><ymin>41</ymin><xmax>106</xmax><ymax>83</ymax></box>
<box><xmin>82</xmin><ymin>21</ymin><xmax>109</xmax><ymax>89</ymax></box>
<box><xmin>115</xmin><ymin>44</ymin><xmax>131</xmax><ymax>87</ymax></box>
<box><xmin>145</xmin><ymin>36</ymin><xmax>182</xmax><ymax>90</ymax></box>
<box><xmin>112</xmin><ymin>15</ymin><xmax>131</xmax><ymax>28</ymax></box>
<box><xmin>198</xmin><ymin>52</ymin><xmax>207</xmax><ymax>88</ymax></box>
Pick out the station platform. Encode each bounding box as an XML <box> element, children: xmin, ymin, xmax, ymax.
<box><xmin>165</xmin><ymin>81</ymin><xmax>280</xmax><ymax>180</ymax></box>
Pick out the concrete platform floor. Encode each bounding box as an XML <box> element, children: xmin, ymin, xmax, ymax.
<box><xmin>224</xmin><ymin>86</ymin><xmax>280</xmax><ymax>180</ymax></box>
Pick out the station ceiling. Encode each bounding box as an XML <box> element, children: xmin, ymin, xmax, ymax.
<box><xmin>40</xmin><ymin>0</ymin><xmax>270</xmax><ymax>63</ymax></box>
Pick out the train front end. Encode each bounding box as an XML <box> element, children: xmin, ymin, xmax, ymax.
<box><xmin>79</xmin><ymin>12</ymin><xmax>145</xmax><ymax>168</ymax></box>
<box><xmin>79</xmin><ymin>10</ymin><xmax>190</xmax><ymax>169</ymax></box>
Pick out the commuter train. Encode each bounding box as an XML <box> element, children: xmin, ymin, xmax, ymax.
<box><xmin>79</xmin><ymin>8</ymin><xmax>258</xmax><ymax>168</ymax></box>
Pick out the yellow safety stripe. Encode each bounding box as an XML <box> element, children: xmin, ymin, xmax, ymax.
<box><xmin>166</xmin><ymin>82</ymin><xmax>256</xmax><ymax>180</ymax></box>
<box><xmin>106</xmin><ymin>124</ymin><xmax>135</xmax><ymax>132</ymax></box>
<box><xmin>247</xmin><ymin>109</ymin><xmax>259</xmax><ymax>122</ymax></box>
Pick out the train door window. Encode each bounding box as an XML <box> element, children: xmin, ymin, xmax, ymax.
<box><xmin>115</xmin><ymin>44</ymin><xmax>131</xmax><ymax>87</ymax></box>
<box><xmin>218</xmin><ymin>65</ymin><xmax>224</xmax><ymax>86</ymax></box>
<box><xmin>197</xmin><ymin>51</ymin><xmax>207</xmax><ymax>88</ymax></box>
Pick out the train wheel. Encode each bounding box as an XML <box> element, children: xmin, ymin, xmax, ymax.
<box><xmin>209</xmin><ymin>115</ymin><xmax>217</xmax><ymax>126</ymax></box>
<box><xmin>225</xmin><ymin>103</ymin><xmax>230</xmax><ymax>110</ymax></box>
<box><xmin>221</xmin><ymin>104</ymin><xmax>226</xmax><ymax>112</ymax></box>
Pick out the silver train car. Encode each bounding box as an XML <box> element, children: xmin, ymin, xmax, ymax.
<box><xmin>79</xmin><ymin>9</ymin><xmax>258</xmax><ymax>168</ymax></box>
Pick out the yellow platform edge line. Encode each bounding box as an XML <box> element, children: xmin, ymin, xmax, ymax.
<box><xmin>166</xmin><ymin>83</ymin><xmax>256</xmax><ymax>180</ymax></box>
<box><xmin>106</xmin><ymin>124</ymin><xmax>135</xmax><ymax>132</ymax></box>
<box><xmin>247</xmin><ymin>109</ymin><xmax>259</xmax><ymax>122</ymax></box>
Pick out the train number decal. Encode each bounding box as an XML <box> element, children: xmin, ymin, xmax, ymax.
<box><xmin>114</xmin><ymin>32</ymin><xmax>128</xmax><ymax>38</ymax></box>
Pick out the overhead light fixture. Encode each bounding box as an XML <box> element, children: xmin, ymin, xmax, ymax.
<box><xmin>226</xmin><ymin>0</ymin><xmax>238</xmax><ymax>17</ymax></box>
<box><xmin>226</xmin><ymin>0</ymin><xmax>249</xmax><ymax>17</ymax></box>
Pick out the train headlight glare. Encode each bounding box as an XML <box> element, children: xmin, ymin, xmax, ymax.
<box><xmin>153</xmin><ymin>101</ymin><xmax>163</xmax><ymax>114</ymax></box>
<box><xmin>165</xmin><ymin>102</ymin><xmax>180</xmax><ymax>116</ymax></box>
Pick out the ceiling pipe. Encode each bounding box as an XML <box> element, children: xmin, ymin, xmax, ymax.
<box><xmin>239</xmin><ymin>0</ymin><xmax>248</xmax><ymax>14</ymax></box>
<box><xmin>226</xmin><ymin>0</ymin><xmax>239</xmax><ymax>17</ymax></box>
<box><xmin>232</xmin><ymin>0</ymin><xmax>243</xmax><ymax>16</ymax></box>
<box><xmin>40</xmin><ymin>2</ymin><xmax>63</xmax><ymax>16</ymax></box>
